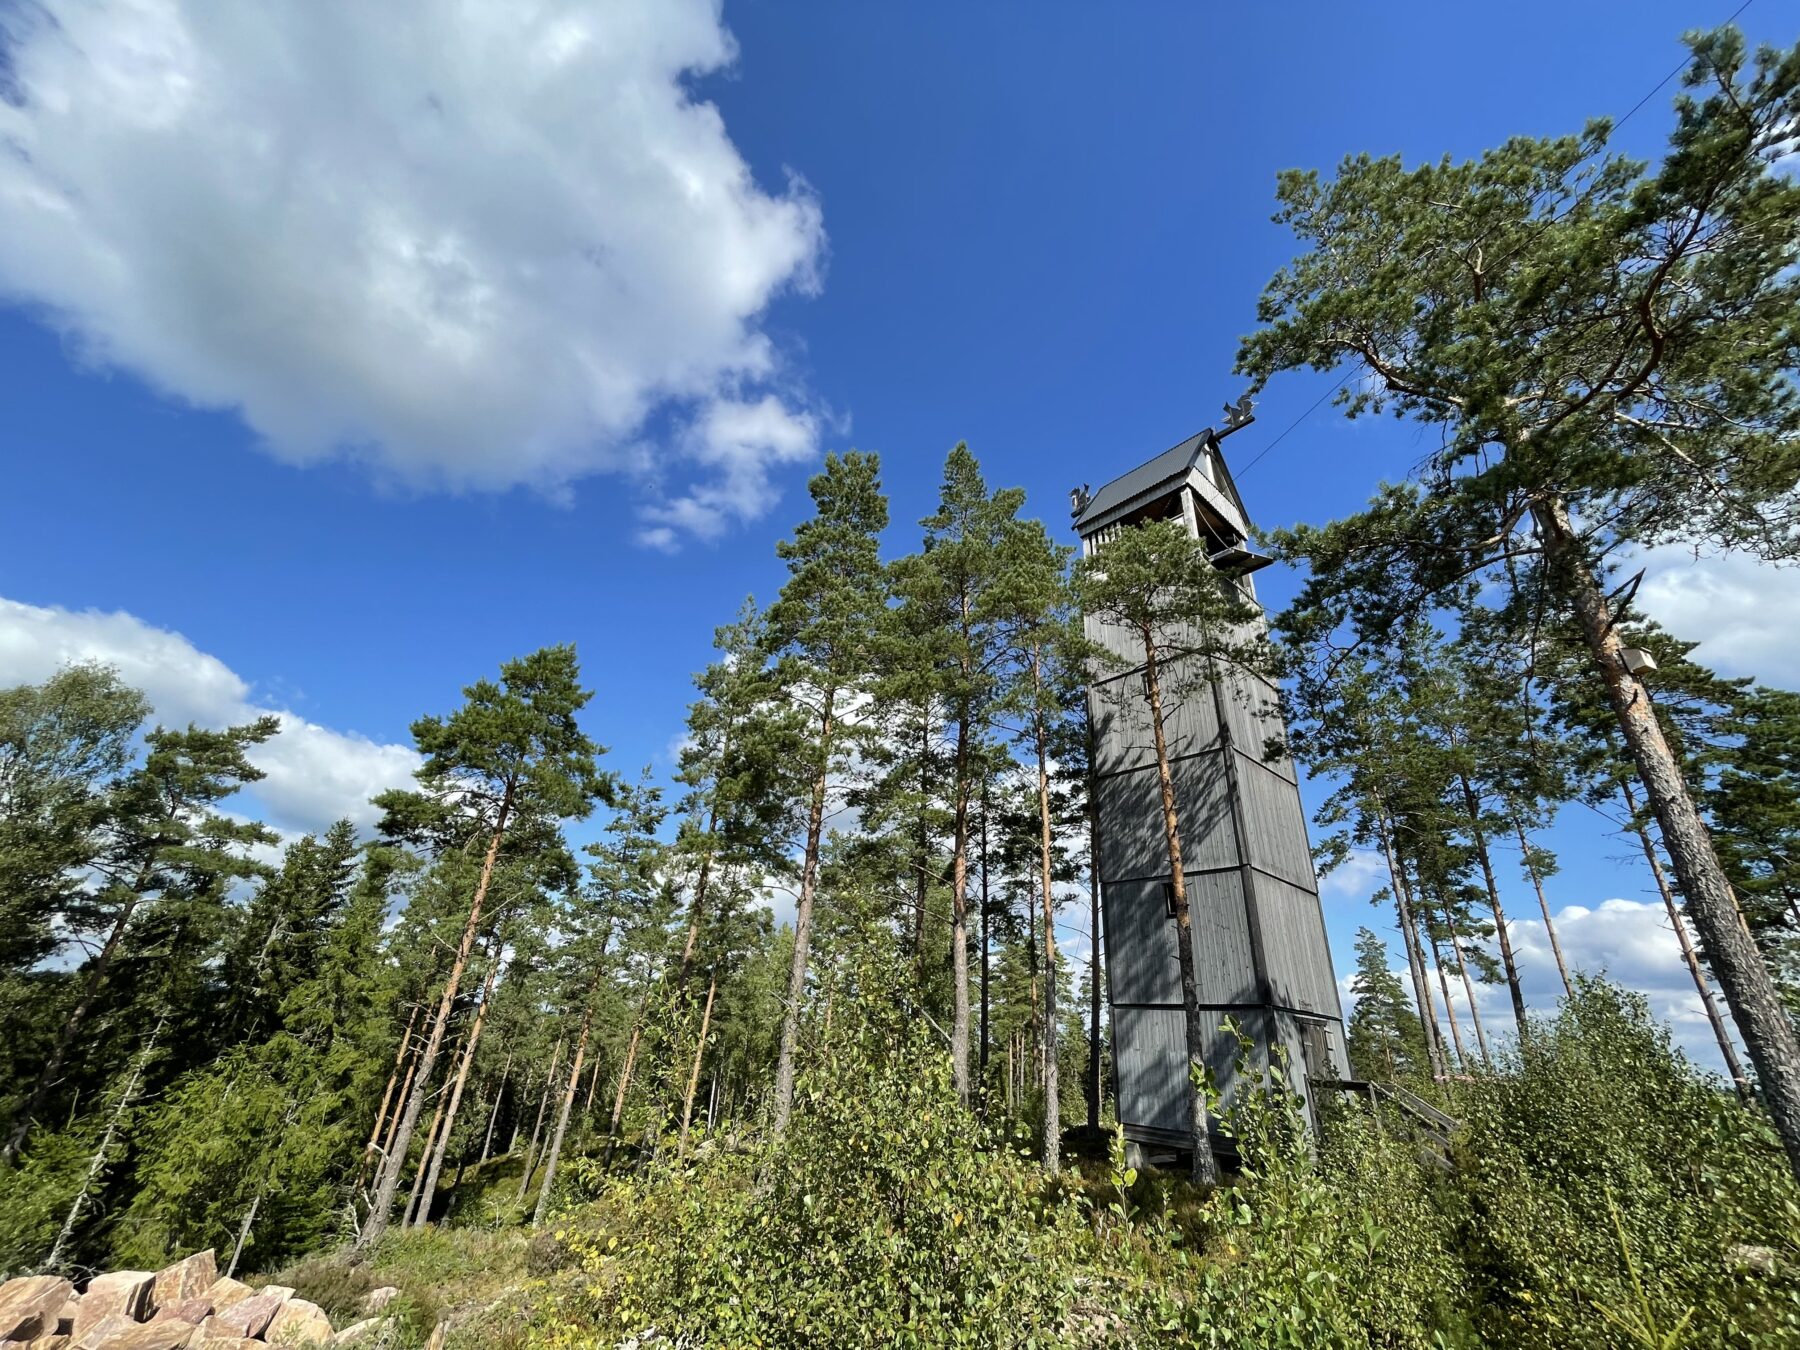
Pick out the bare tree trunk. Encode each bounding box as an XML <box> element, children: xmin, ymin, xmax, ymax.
<box><xmin>1460</xmin><ymin>777</ymin><xmax>1528</xmax><ymax>1036</ymax></box>
<box><xmin>1374</xmin><ymin>808</ymin><xmax>1448</xmax><ymax>1079</ymax></box>
<box><xmin>1033</xmin><ymin>651</ymin><xmax>1062</xmax><ymax>1174</ymax></box>
<box><xmin>602</xmin><ymin>1010</ymin><xmax>646</xmax><ymax>1166</ymax></box>
<box><xmin>415</xmin><ymin>957</ymin><xmax>503</xmax><ymax>1226</ymax></box>
<box><xmin>1427</xmin><ymin>921</ymin><xmax>1470</xmax><ymax>1071</ymax></box>
<box><xmin>1141</xmin><ymin>632</ymin><xmax>1218</xmax><ymax>1186</ymax></box>
<box><xmin>358</xmin><ymin>1004</ymin><xmax>420</xmax><ymax>1188</ymax></box>
<box><xmin>46</xmin><ymin>1015</ymin><xmax>163</xmax><ymax>1271</ymax></box>
<box><xmin>1513</xmin><ymin>818</ymin><xmax>1573</xmax><ymax>999</ymax></box>
<box><xmin>1085</xmin><ymin>711</ymin><xmax>1105</xmax><ymax>1130</ymax></box>
<box><xmin>516</xmin><ymin>1037</ymin><xmax>563</xmax><ymax>1205</ymax></box>
<box><xmin>357</xmin><ymin>790</ymin><xmax>512</xmax><ymax>1252</ymax></box>
<box><xmin>478</xmin><ymin>1052</ymin><xmax>511</xmax><ymax>1169</ymax></box>
<box><xmin>1441</xmin><ymin>903</ymin><xmax>1492</xmax><ymax>1065</ymax></box>
<box><xmin>404</xmin><ymin>1031</ymin><xmax>462</xmax><ymax>1228</ymax></box>
<box><xmin>979</xmin><ymin>782</ymin><xmax>992</xmax><ymax>1103</ymax></box>
<box><xmin>949</xmin><ymin>716</ymin><xmax>974</xmax><ymax>1106</ymax></box>
<box><xmin>913</xmin><ymin>719</ymin><xmax>932</xmax><ymax>960</ymax></box>
<box><xmin>772</xmin><ymin>696</ymin><xmax>834</xmax><ymax>1137</ymax></box>
<box><xmin>1538</xmin><ymin>494</ymin><xmax>1800</xmax><ymax>1178</ymax></box>
<box><xmin>678</xmin><ymin>974</ymin><xmax>718</xmax><ymax>1158</ymax></box>
<box><xmin>1622</xmin><ymin>783</ymin><xmax>1752</xmax><ymax>1101</ymax></box>
<box><xmin>532</xmin><ymin>1006</ymin><xmax>593</xmax><ymax>1227</ymax></box>
<box><xmin>584</xmin><ymin>1056</ymin><xmax>602</xmax><ymax>1114</ymax></box>
<box><xmin>226</xmin><ymin>1192</ymin><xmax>260</xmax><ymax>1279</ymax></box>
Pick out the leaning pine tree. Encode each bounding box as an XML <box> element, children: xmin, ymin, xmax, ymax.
<box><xmin>1075</xmin><ymin>517</ymin><xmax>1266</xmax><ymax>1186</ymax></box>
<box><xmin>355</xmin><ymin>646</ymin><xmax>607</xmax><ymax>1252</ymax></box>
<box><xmin>1239</xmin><ymin>28</ymin><xmax>1800</xmax><ymax>1178</ymax></box>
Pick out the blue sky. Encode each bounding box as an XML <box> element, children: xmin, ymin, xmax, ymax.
<box><xmin>1</xmin><ymin>0</ymin><xmax>1793</xmax><ymax>1069</ymax></box>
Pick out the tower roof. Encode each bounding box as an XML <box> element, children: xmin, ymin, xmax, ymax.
<box><xmin>1072</xmin><ymin>426</ymin><xmax>1253</xmax><ymax>539</ymax></box>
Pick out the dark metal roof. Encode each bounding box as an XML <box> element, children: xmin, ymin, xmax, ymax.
<box><xmin>1074</xmin><ymin>429</ymin><xmax>1213</xmax><ymax>529</ymax></box>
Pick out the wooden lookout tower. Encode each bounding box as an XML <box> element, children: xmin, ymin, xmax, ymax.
<box><xmin>1073</xmin><ymin>414</ymin><xmax>1348</xmax><ymax>1157</ymax></box>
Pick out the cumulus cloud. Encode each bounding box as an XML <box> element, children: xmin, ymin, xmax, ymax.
<box><xmin>1632</xmin><ymin>544</ymin><xmax>1800</xmax><ymax>689</ymax></box>
<box><xmin>1348</xmin><ymin>898</ymin><xmax>1746</xmax><ymax>1077</ymax></box>
<box><xmin>1318</xmin><ymin>847</ymin><xmax>1387</xmax><ymax>900</ymax></box>
<box><xmin>0</xmin><ymin>0</ymin><xmax>825</xmax><ymax>544</ymax></box>
<box><xmin>0</xmin><ymin>596</ymin><xmax>418</xmax><ymax>837</ymax></box>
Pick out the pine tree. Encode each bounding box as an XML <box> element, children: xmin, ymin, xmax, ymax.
<box><xmin>1241</xmin><ymin>28</ymin><xmax>1800</xmax><ymax>1175</ymax></box>
<box><xmin>356</xmin><ymin>645</ymin><xmax>608</xmax><ymax>1252</ymax></box>
<box><xmin>763</xmin><ymin>452</ymin><xmax>890</xmax><ymax>1137</ymax></box>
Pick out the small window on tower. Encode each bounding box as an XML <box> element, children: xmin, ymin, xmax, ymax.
<box><xmin>1163</xmin><ymin>882</ymin><xmax>1177</xmax><ymax>918</ymax></box>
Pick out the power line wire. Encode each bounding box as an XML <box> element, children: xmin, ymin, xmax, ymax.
<box><xmin>1232</xmin><ymin>0</ymin><xmax>1755</xmax><ymax>480</ymax></box>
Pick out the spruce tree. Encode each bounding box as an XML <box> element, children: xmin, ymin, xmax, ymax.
<box><xmin>1347</xmin><ymin>928</ymin><xmax>1428</xmax><ymax>1081</ymax></box>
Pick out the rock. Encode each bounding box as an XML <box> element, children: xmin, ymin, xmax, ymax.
<box><xmin>149</xmin><ymin>1255</ymin><xmax>215</xmax><ymax>1316</ymax></box>
<box><xmin>423</xmin><ymin>1326</ymin><xmax>444</xmax><ymax>1350</ymax></box>
<box><xmin>358</xmin><ymin>1289</ymin><xmax>399</xmax><ymax>1317</ymax></box>
<box><xmin>149</xmin><ymin>1299</ymin><xmax>211</xmax><ymax>1326</ymax></box>
<box><xmin>26</xmin><ymin>1334</ymin><xmax>70</xmax><ymax>1350</ymax></box>
<box><xmin>187</xmin><ymin>1326</ymin><xmax>260</xmax><ymax>1350</ymax></box>
<box><xmin>209</xmin><ymin>1294</ymin><xmax>283</xmax><ymax>1341</ymax></box>
<box><xmin>196</xmin><ymin>1282</ymin><xmax>251</xmax><ymax>1318</ymax></box>
<box><xmin>0</xmin><ymin>1276</ymin><xmax>75</xmax><ymax>1341</ymax></box>
<box><xmin>328</xmin><ymin>1318</ymin><xmax>387</xmax><ymax>1346</ymax></box>
<box><xmin>72</xmin><ymin>1315</ymin><xmax>133</xmax><ymax>1349</ymax></box>
<box><xmin>1730</xmin><ymin>1242</ymin><xmax>1780</xmax><ymax>1276</ymax></box>
<box><xmin>88</xmin><ymin>1321</ymin><xmax>195</xmax><ymax>1349</ymax></box>
<box><xmin>54</xmin><ymin>1300</ymin><xmax>82</xmax><ymax>1336</ymax></box>
<box><xmin>265</xmin><ymin>1300</ymin><xmax>332</xmax><ymax>1347</ymax></box>
<box><xmin>76</xmin><ymin>1274</ymin><xmax>154</xmax><ymax>1333</ymax></box>
<box><xmin>256</xmin><ymin>1288</ymin><xmax>295</xmax><ymax>1303</ymax></box>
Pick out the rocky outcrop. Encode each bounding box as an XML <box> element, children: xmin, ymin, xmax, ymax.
<box><xmin>0</xmin><ymin>1254</ymin><xmax>389</xmax><ymax>1350</ymax></box>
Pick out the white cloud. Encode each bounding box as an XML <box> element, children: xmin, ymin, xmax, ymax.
<box><xmin>0</xmin><ymin>0</ymin><xmax>826</xmax><ymax>545</ymax></box>
<box><xmin>1632</xmin><ymin>544</ymin><xmax>1800</xmax><ymax>689</ymax></box>
<box><xmin>1319</xmin><ymin>847</ymin><xmax>1386</xmax><ymax>900</ymax></box>
<box><xmin>1351</xmin><ymin>898</ymin><xmax>1746</xmax><ymax>1077</ymax></box>
<box><xmin>0</xmin><ymin>596</ymin><xmax>418</xmax><ymax>837</ymax></box>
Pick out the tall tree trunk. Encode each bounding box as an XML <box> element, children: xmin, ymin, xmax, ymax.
<box><xmin>358</xmin><ymin>1004</ymin><xmax>420</xmax><ymax>1188</ymax></box>
<box><xmin>772</xmin><ymin>695</ymin><xmax>834</xmax><ymax>1137</ymax></box>
<box><xmin>1622</xmin><ymin>782</ymin><xmax>1752</xmax><ymax>1101</ymax></box>
<box><xmin>478</xmin><ymin>1052</ymin><xmax>512</xmax><ymax>1169</ymax></box>
<box><xmin>1459</xmin><ymin>777</ymin><xmax>1529</xmax><ymax>1036</ymax></box>
<box><xmin>913</xmin><ymin>717</ymin><xmax>932</xmax><ymax>960</ymax></box>
<box><xmin>226</xmin><ymin>1192</ymin><xmax>260</xmax><ymax>1279</ymax></box>
<box><xmin>405</xmin><ymin>1030</ymin><xmax>463</xmax><ymax>1228</ymax></box>
<box><xmin>378</xmin><ymin>1026</ymin><xmax>424</xmax><ymax>1183</ymax></box>
<box><xmin>1086</xmin><ymin>710</ymin><xmax>1105</xmax><ymax>1131</ymax></box>
<box><xmin>6</xmin><ymin>881</ymin><xmax>147</xmax><ymax>1164</ymax></box>
<box><xmin>1426</xmin><ymin>919</ymin><xmax>1470</xmax><ymax>1071</ymax></box>
<box><xmin>532</xmin><ymin>1006</ymin><xmax>593</xmax><ymax>1227</ymax></box>
<box><xmin>584</xmin><ymin>1057</ymin><xmax>602</xmax><ymax>1114</ymax></box>
<box><xmin>949</xmin><ymin>718</ymin><xmax>973</xmax><ymax>1106</ymax></box>
<box><xmin>602</xmin><ymin>1007</ymin><xmax>647</xmax><ymax>1166</ymax></box>
<box><xmin>678</xmin><ymin>973</ymin><xmax>718</xmax><ymax>1158</ymax></box>
<box><xmin>1140</xmin><ymin>630</ymin><xmax>1219</xmax><ymax>1186</ymax></box>
<box><xmin>415</xmin><ymin>957</ymin><xmax>502</xmax><ymax>1227</ymax></box>
<box><xmin>1513</xmin><ymin>818</ymin><xmax>1573</xmax><ymax>999</ymax></box>
<box><xmin>1537</xmin><ymin>494</ymin><xmax>1800</xmax><ymax>1178</ymax></box>
<box><xmin>516</xmin><ymin>1037</ymin><xmax>563</xmax><ymax>1205</ymax></box>
<box><xmin>47</xmin><ymin>1014</ymin><xmax>163</xmax><ymax>1271</ymax></box>
<box><xmin>979</xmin><ymin>782</ymin><xmax>992</xmax><ymax>1102</ymax></box>
<box><xmin>1441</xmin><ymin>902</ymin><xmax>1492</xmax><ymax>1065</ymax></box>
<box><xmin>357</xmin><ymin>789</ymin><xmax>513</xmax><ymax>1252</ymax></box>
<box><xmin>1374</xmin><ymin>807</ymin><xmax>1448</xmax><ymax>1079</ymax></box>
<box><xmin>1032</xmin><ymin>650</ymin><xmax>1062</xmax><ymax>1174</ymax></box>
<box><xmin>675</xmin><ymin>839</ymin><xmax>717</xmax><ymax>998</ymax></box>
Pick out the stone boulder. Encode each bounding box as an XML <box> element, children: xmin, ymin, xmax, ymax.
<box><xmin>254</xmin><ymin>1289</ymin><xmax>294</xmax><ymax>1305</ymax></box>
<box><xmin>0</xmin><ymin>1275</ymin><xmax>74</xmax><ymax>1341</ymax></box>
<box><xmin>188</xmin><ymin>1322</ymin><xmax>261</xmax><ymax>1350</ymax></box>
<box><xmin>150</xmin><ymin>1255</ymin><xmax>215</xmax><ymax>1316</ymax></box>
<box><xmin>149</xmin><ymin>1298</ymin><xmax>211</xmax><ymax>1326</ymax></box>
<box><xmin>76</xmin><ymin>1274</ymin><xmax>154</xmax><ymax>1334</ymax></box>
<box><xmin>196</xmin><ymin>1281</ymin><xmax>252</xmax><ymax>1317</ymax></box>
<box><xmin>357</xmin><ymin>1289</ymin><xmax>398</xmax><ymax>1317</ymax></box>
<box><xmin>87</xmin><ymin>1320</ymin><xmax>195</xmax><ymax>1349</ymax></box>
<box><xmin>265</xmin><ymin>1300</ymin><xmax>332</xmax><ymax>1347</ymax></box>
<box><xmin>72</xmin><ymin>1314</ymin><xmax>133</xmax><ymax>1349</ymax></box>
<box><xmin>209</xmin><ymin>1294</ymin><xmax>282</xmax><ymax>1341</ymax></box>
<box><xmin>327</xmin><ymin>1318</ymin><xmax>387</xmax><ymax>1347</ymax></box>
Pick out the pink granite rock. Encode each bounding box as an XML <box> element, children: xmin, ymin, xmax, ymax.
<box><xmin>0</xmin><ymin>1276</ymin><xmax>75</xmax><ymax>1341</ymax></box>
<box><xmin>265</xmin><ymin>1299</ymin><xmax>332</xmax><ymax>1347</ymax></box>
<box><xmin>196</xmin><ymin>1281</ymin><xmax>252</xmax><ymax>1317</ymax></box>
<box><xmin>75</xmin><ymin>1274</ymin><xmax>154</xmax><ymax>1334</ymax></box>
<box><xmin>210</xmin><ymin>1294</ymin><xmax>282</xmax><ymax>1340</ymax></box>
<box><xmin>149</xmin><ymin>1255</ymin><xmax>215</xmax><ymax>1315</ymax></box>
<box><xmin>149</xmin><ymin>1298</ymin><xmax>211</xmax><ymax>1326</ymax></box>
